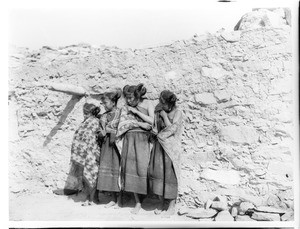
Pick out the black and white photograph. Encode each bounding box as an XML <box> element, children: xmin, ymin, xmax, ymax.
<box><xmin>6</xmin><ymin>0</ymin><xmax>299</xmax><ymax>228</ymax></box>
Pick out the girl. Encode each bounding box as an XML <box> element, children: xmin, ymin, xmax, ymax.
<box><xmin>59</xmin><ymin>103</ymin><xmax>101</xmax><ymax>206</ymax></box>
<box><xmin>148</xmin><ymin>90</ymin><xmax>183</xmax><ymax>217</ymax></box>
<box><xmin>97</xmin><ymin>90</ymin><xmax>122</xmax><ymax>208</ymax></box>
<box><xmin>116</xmin><ymin>83</ymin><xmax>154</xmax><ymax>214</ymax></box>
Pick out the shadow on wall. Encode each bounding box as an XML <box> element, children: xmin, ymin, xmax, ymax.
<box><xmin>43</xmin><ymin>95</ymin><xmax>82</xmax><ymax>147</ymax></box>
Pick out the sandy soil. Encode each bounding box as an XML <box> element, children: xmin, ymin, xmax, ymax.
<box><xmin>9</xmin><ymin>192</ymin><xmax>194</xmax><ymax>221</ymax></box>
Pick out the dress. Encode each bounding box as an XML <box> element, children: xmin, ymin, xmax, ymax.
<box><xmin>148</xmin><ymin>114</ymin><xmax>178</xmax><ymax>199</ymax></box>
<box><xmin>97</xmin><ymin>108</ymin><xmax>121</xmax><ymax>192</ymax></box>
<box><xmin>148</xmin><ymin>109</ymin><xmax>183</xmax><ymax>199</ymax></box>
<box><xmin>64</xmin><ymin>115</ymin><xmax>101</xmax><ymax>196</ymax></box>
<box><xmin>119</xmin><ymin>105</ymin><xmax>151</xmax><ymax>195</ymax></box>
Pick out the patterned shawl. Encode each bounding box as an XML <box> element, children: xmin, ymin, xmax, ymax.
<box><xmin>115</xmin><ymin>105</ymin><xmax>149</xmax><ymax>155</ymax></box>
<box><xmin>70</xmin><ymin>115</ymin><xmax>100</xmax><ymax>191</ymax></box>
<box><xmin>99</xmin><ymin>108</ymin><xmax>121</xmax><ymax>135</ymax></box>
<box><xmin>155</xmin><ymin>109</ymin><xmax>183</xmax><ymax>184</ymax></box>
<box><xmin>116</xmin><ymin>106</ymin><xmax>144</xmax><ymax>138</ymax></box>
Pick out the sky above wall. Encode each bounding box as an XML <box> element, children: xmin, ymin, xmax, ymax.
<box><xmin>8</xmin><ymin>0</ymin><xmax>293</xmax><ymax>50</ymax></box>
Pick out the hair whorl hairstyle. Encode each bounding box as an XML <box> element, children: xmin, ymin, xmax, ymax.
<box><xmin>103</xmin><ymin>89</ymin><xmax>122</xmax><ymax>104</ymax></box>
<box><xmin>160</xmin><ymin>90</ymin><xmax>177</xmax><ymax>108</ymax></box>
<box><xmin>123</xmin><ymin>83</ymin><xmax>147</xmax><ymax>99</ymax></box>
<box><xmin>83</xmin><ymin>103</ymin><xmax>100</xmax><ymax>116</ymax></box>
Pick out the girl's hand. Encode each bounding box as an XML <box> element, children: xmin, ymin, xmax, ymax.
<box><xmin>109</xmin><ymin>133</ymin><xmax>116</xmax><ymax>146</ymax></box>
<box><xmin>160</xmin><ymin>110</ymin><xmax>167</xmax><ymax>118</ymax></box>
<box><xmin>138</xmin><ymin>122</ymin><xmax>152</xmax><ymax>130</ymax></box>
<box><xmin>128</xmin><ymin>106</ymin><xmax>138</xmax><ymax>114</ymax></box>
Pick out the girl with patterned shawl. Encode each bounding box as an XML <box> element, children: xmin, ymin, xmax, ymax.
<box><xmin>148</xmin><ymin>90</ymin><xmax>183</xmax><ymax>217</ymax></box>
<box><xmin>96</xmin><ymin>90</ymin><xmax>122</xmax><ymax>208</ymax></box>
<box><xmin>116</xmin><ymin>83</ymin><xmax>154</xmax><ymax>214</ymax></box>
<box><xmin>58</xmin><ymin>103</ymin><xmax>101</xmax><ymax>206</ymax></box>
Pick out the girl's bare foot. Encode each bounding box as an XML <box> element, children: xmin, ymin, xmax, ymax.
<box><xmin>161</xmin><ymin>199</ymin><xmax>176</xmax><ymax>218</ymax></box>
<box><xmin>161</xmin><ymin>207</ymin><xmax>175</xmax><ymax>218</ymax></box>
<box><xmin>154</xmin><ymin>208</ymin><xmax>162</xmax><ymax>215</ymax></box>
<box><xmin>154</xmin><ymin>198</ymin><xmax>164</xmax><ymax>215</ymax></box>
<box><xmin>113</xmin><ymin>204</ymin><xmax>120</xmax><ymax>209</ymax></box>
<box><xmin>130</xmin><ymin>202</ymin><xmax>141</xmax><ymax>214</ymax></box>
<box><xmin>81</xmin><ymin>200</ymin><xmax>92</xmax><ymax>206</ymax></box>
<box><xmin>104</xmin><ymin>200</ymin><xmax>117</xmax><ymax>208</ymax></box>
<box><xmin>114</xmin><ymin>198</ymin><xmax>123</xmax><ymax>209</ymax></box>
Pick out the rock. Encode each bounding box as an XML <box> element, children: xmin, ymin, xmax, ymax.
<box><xmin>10</xmin><ymin>186</ymin><xmax>22</xmax><ymax>194</ymax></box>
<box><xmin>221</xmin><ymin>31</ymin><xmax>241</xmax><ymax>43</ymax></box>
<box><xmin>163</xmin><ymin>70</ymin><xmax>180</xmax><ymax>81</ymax></box>
<box><xmin>194</xmin><ymin>93</ymin><xmax>217</xmax><ymax>105</ymax></box>
<box><xmin>238</xmin><ymin>202</ymin><xmax>255</xmax><ymax>215</ymax></box>
<box><xmin>196</xmin><ymin>142</ymin><xmax>206</xmax><ymax>148</ymax></box>
<box><xmin>195</xmin><ymin>191</ymin><xmax>217</xmax><ymax>205</ymax></box>
<box><xmin>274</xmin><ymin>124</ymin><xmax>293</xmax><ymax>138</ymax></box>
<box><xmin>199</xmin><ymin>218</ymin><xmax>214</xmax><ymax>221</ymax></box>
<box><xmin>231</xmin><ymin>207</ymin><xmax>238</xmax><ymax>217</ymax></box>
<box><xmin>193</xmin><ymin>151</ymin><xmax>216</xmax><ymax>162</ymax></box>
<box><xmin>206</xmin><ymin>140</ymin><xmax>213</xmax><ymax>146</ymax></box>
<box><xmin>273</xmin><ymin>111</ymin><xmax>292</xmax><ymax>123</ymax></box>
<box><xmin>200</xmin><ymin>66</ymin><xmax>226</xmax><ymax>79</ymax></box>
<box><xmin>280</xmin><ymin>211</ymin><xmax>294</xmax><ymax>221</ymax></box>
<box><xmin>211</xmin><ymin>201</ymin><xmax>228</xmax><ymax>211</ymax></box>
<box><xmin>251</xmin><ymin>212</ymin><xmax>281</xmax><ymax>221</ymax></box>
<box><xmin>239</xmin><ymin>196</ymin><xmax>264</xmax><ymax>209</ymax></box>
<box><xmin>254</xmin><ymin>206</ymin><xmax>286</xmax><ymax>214</ymax></box>
<box><xmin>259</xmin><ymin>145</ymin><xmax>292</xmax><ymax>162</ymax></box>
<box><xmin>235</xmin><ymin>215</ymin><xmax>256</xmax><ymax>221</ymax></box>
<box><xmin>266</xmin><ymin>194</ymin><xmax>282</xmax><ymax>207</ymax></box>
<box><xmin>284</xmin><ymin>200</ymin><xmax>294</xmax><ymax>209</ymax></box>
<box><xmin>267</xmin><ymin>161</ymin><xmax>293</xmax><ymax>179</ymax></box>
<box><xmin>214</xmin><ymin>210</ymin><xmax>234</xmax><ymax>221</ymax></box>
<box><xmin>177</xmin><ymin>206</ymin><xmax>190</xmax><ymax>216</ymax></box>
<box><xmin>234</xmin><ymin>9</ymin><xmax>289</xmax><ymax>31</ymax></box>
<box><xmin>270</xmin><ymin>78</ymin><xmax>292</xmax><ymax>95</ymax></box>
<box><xmin>205</xmin><ymin>199</ymin><xmax>213</xmax><ymax>210</ymax></box>
<box><xmin>219</xmin><ymin>125</ymin><xmax>258</xmax><ymax>144</ymax></box>
<box><xmin>214</xmin><ymin>90</ymin><xmax>231</xmax><ymax>103</ymax></box>
<box><xmin>200</xmin><ymin>169</ymin><xmax>240</xmax><ymax>185</ymax></box>
<box><xmin>213</xmin><ymin>195</ymin><xmax>227</xmax><ymax>203</ymax></box>
<box><xmin>187</xmin><ymin>208</ymin><xmax>218</xmax><ymax>219</ymax></box>
<box><xmin>255</xmin><ymin>169</ymin><xmax>266</xmax><ymax>176</ymax></box>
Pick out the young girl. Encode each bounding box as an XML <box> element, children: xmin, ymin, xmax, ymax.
<box><xmin>148</xmin><ymin>90</ymin><xmax>183</xmax><ymax>217</ymax></box>
<box><xmin>116</xmin><ymin>83</ymin><xmax>154</xmax><ymax>214</ymax></box>
<box><xmin>97</xmin><ymin>90</ymin><xmax>122</xmax><ymax>208</ymax></box>
<box><xmin>58</xmin><ymin>103</ymin><xmax>101</xmax><ymax>206</ymax></box>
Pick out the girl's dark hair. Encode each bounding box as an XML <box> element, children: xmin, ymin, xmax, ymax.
<box><xmin>83</xmin><ymin>103</ymin><xmax>100</xmax><ymax>116</ymax></box>
<box><xmin>159</xmin><ymin>90</ymin><xmax>177</xmax><ymax>108</ymax></box>
<box><xmin>91</xmin><ymin>107</ymin><xmax>100</xmax><ymax>117</ymax></box>
<box><xmin>123</xmin><ymin>83</ymin><xmax>147</xmax><ymax>99</ymax></box>
<box><xmin>102</xmin><ymin>89</ymin><xmax>122</xmax><ymax>104</ymax></box>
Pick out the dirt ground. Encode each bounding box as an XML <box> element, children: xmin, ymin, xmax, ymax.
<box><xmin>9</xmin><ymin>191</ymin><xmax>194</xmax><ymax>221</ymax></box>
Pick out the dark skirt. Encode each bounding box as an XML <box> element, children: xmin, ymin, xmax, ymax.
<box><xmin>148</xmin><ymin>141</ymin><xmax>178</xmax><ymax>200</ymax></box>
<box><xmin>120</xmin><ymin>130</ymin><xmax>150</xmax><ymax>195</ymax></box>
<box><xmin>97</xmin><ymin>135</ymin><xmax>120</xmax><ymax>192</ymax></box>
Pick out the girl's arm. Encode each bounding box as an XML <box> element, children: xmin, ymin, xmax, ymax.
<box><xmin>161</xmin><ymin>110</ymin><xmax>181</xmax><ymax>127</ymax></box>
<box><xmin>157</xmin><ymin>110</ymin><xmax>182</xmax><ymax>139</ymax></box>
<box><xmin>128</xmin><ymin>101</ymin><xmax>154</xmax><ymax>125</ymax></box>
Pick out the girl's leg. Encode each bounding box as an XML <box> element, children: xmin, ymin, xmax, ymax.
<box><xmin>154</xmin><ymin>196</ymin><xmax>164</xmax><ymax>215</ymax></box>
<box><xmin>104</xmin><ymin>192</ymin><xmax>118</xmax><ymax>208</ymax></box>
<box><xmin>130</xmin><ymin>193</ymin><xmax>142</xmax><ymax>214</ymax></box>
<box><xmin>162</xmin><ymin>199</ymin><xmax>176</xmax><ymax>217</ymax></box>
<box><xmin>114</xmin><ymin>191</ymin><xmax>123</xmax><ymax>209</ymax></box>
<box><xmin>82</xmin><ymin>188</ymin><xmax>96</xmax><ymax>206</ymax></box>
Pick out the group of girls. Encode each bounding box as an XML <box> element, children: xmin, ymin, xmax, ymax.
<box><xmin>58</xmin><ymin>83</ymin><xmax>183</xmax><ymax>217</ymax></box>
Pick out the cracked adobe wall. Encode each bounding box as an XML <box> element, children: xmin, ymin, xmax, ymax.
<box><xmin>9</xmin><ymin>9</ymin><xmax>294</xmax><ymax>212</ymax></box>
